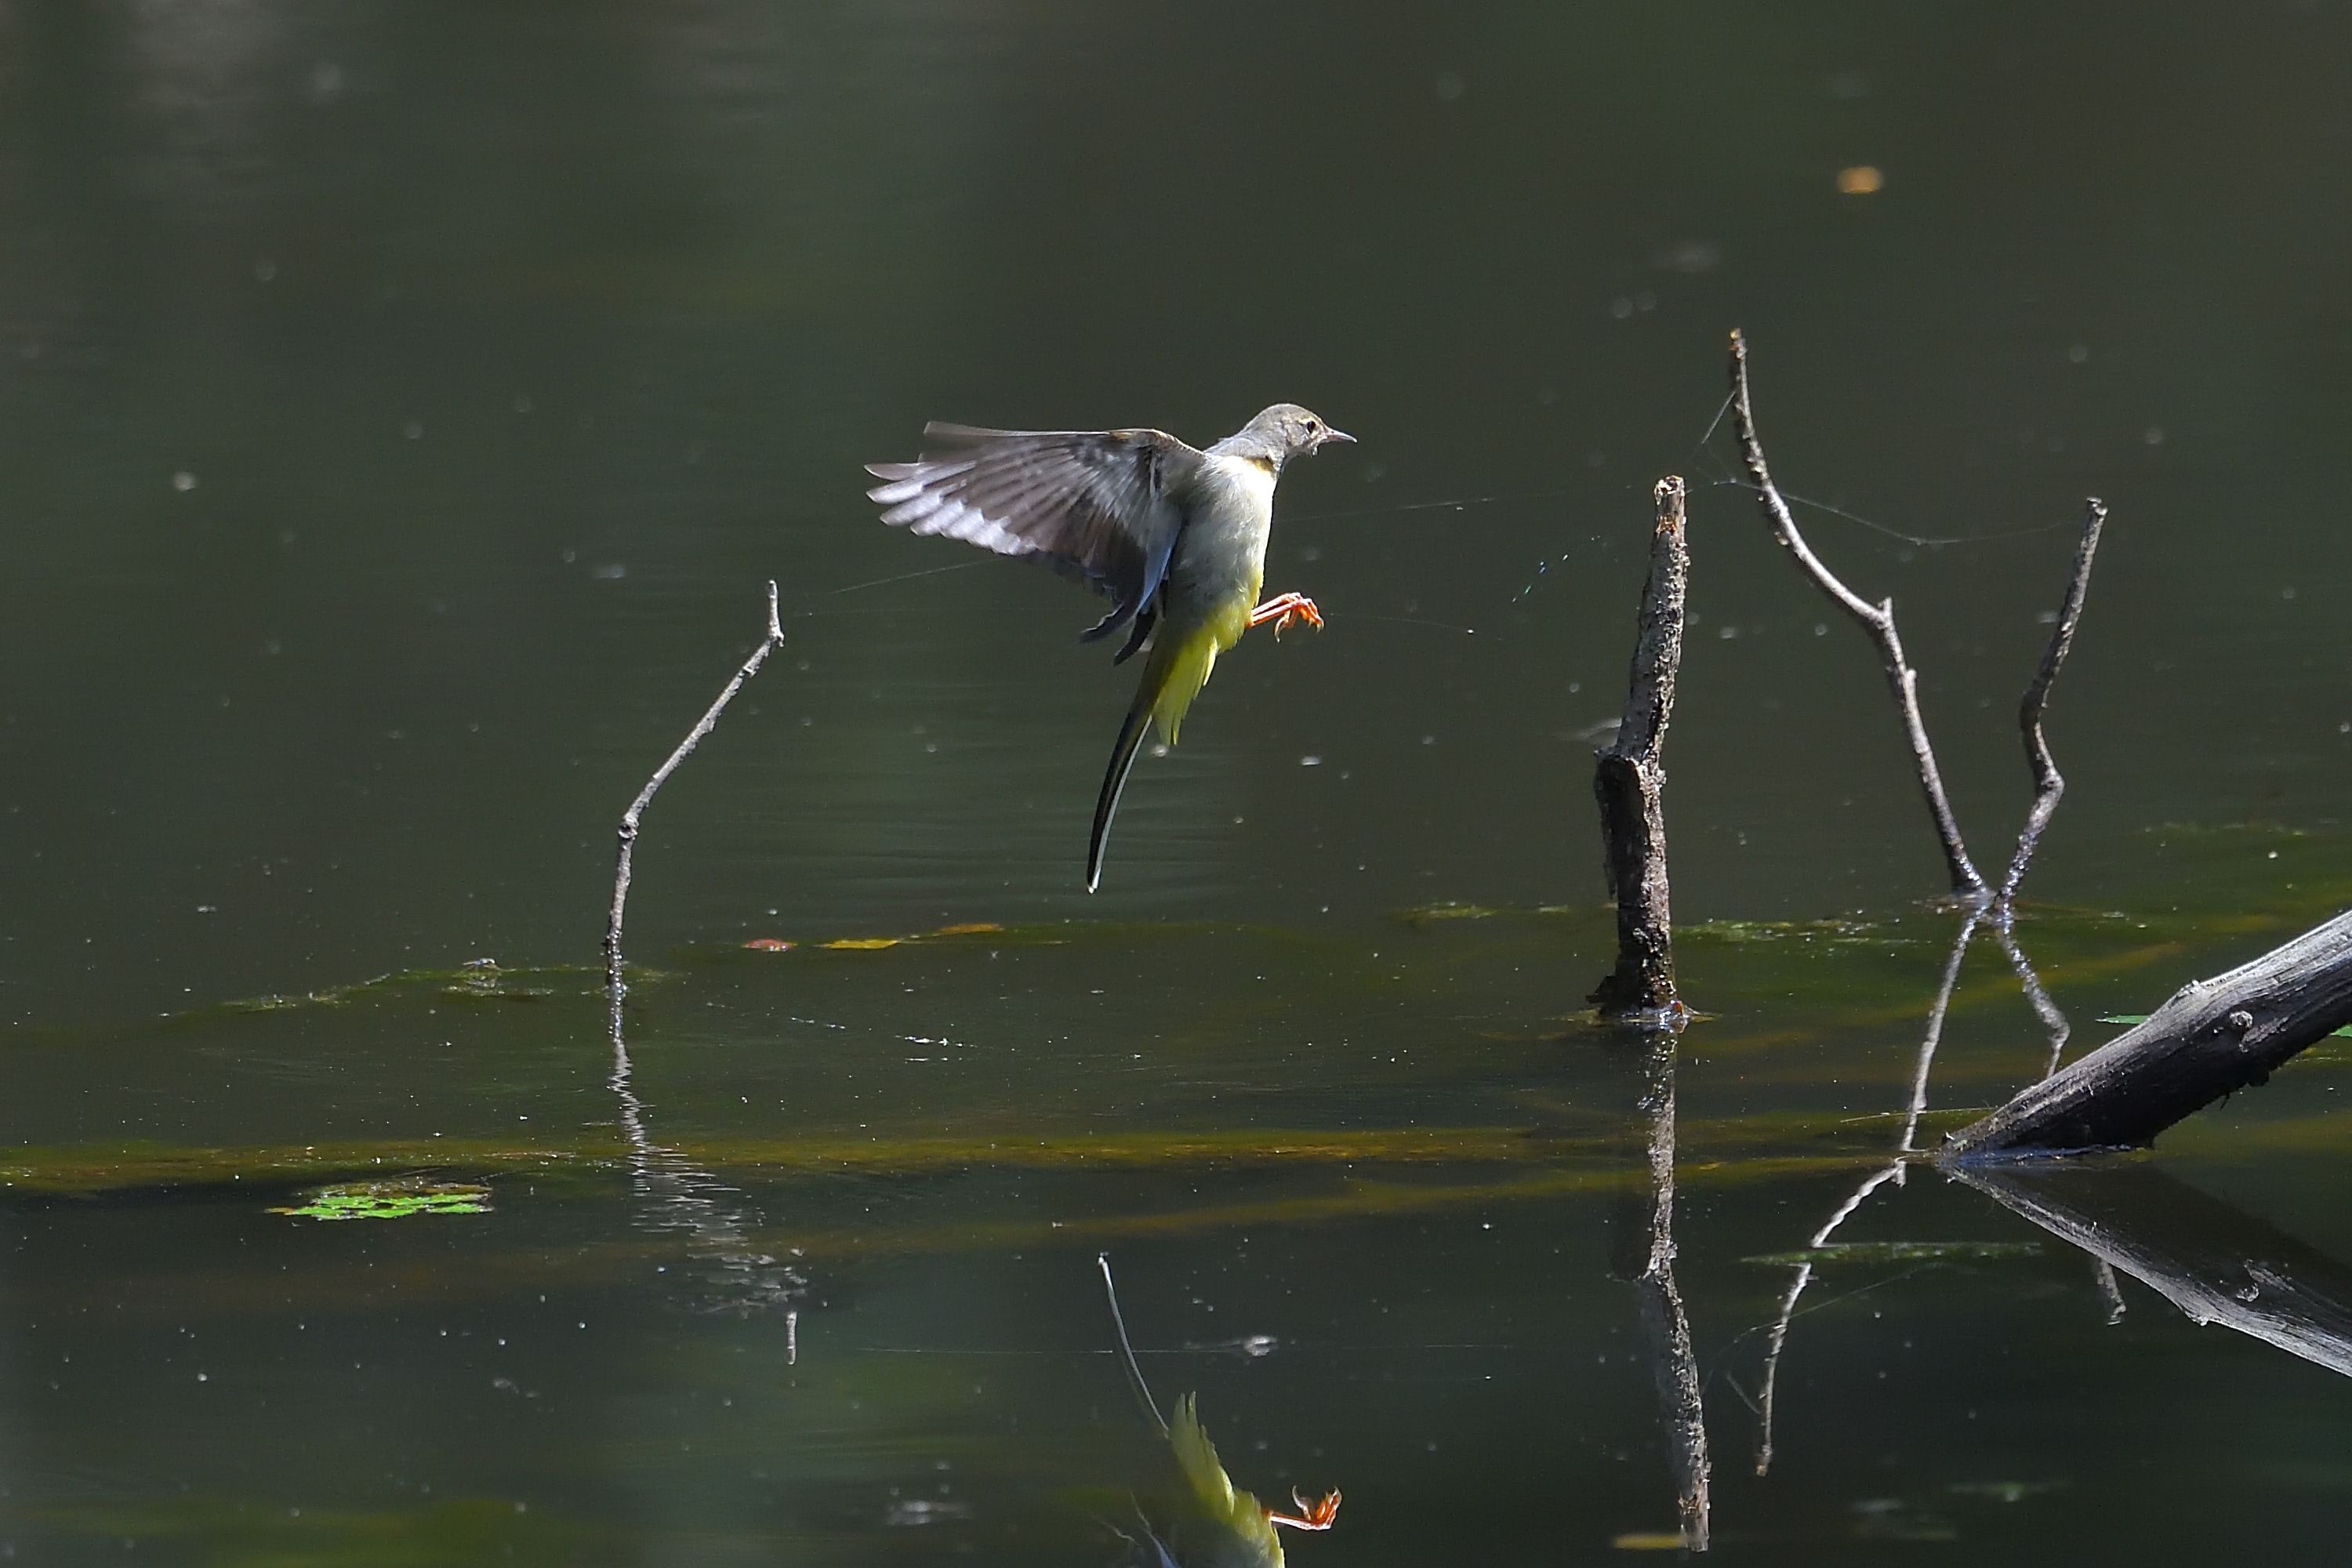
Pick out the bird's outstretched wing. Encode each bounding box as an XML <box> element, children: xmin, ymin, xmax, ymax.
<box><xmin>866</xmin><ymin>424</ymin><xmax>1202</xmax><ymax>646</ymax></box>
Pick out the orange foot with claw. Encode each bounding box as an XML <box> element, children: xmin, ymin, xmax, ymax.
<box><xmin>1267</xmin><ymin>1488</ymin><xmax>1342</xmax><ymax>1531</ymax></box>
<box><xmin>1247</xmin><ymin>591</ymin><xmax>1323</xmax><ymax>640</ymax></box>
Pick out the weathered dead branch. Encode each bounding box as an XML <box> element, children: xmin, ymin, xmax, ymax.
<box><xmin>1592</xmin><ymin>476</ymin><xmax>1691</xmax><ymax>1022</ymax></box>
<box><xmin>604</xmin><ymin>580</ymin><xmax>787</xmax><ymax>1012</ymax></box>
<box><xmin>2000</xmin><ymin>498</ymin><xmax>2107</xmax><ymax>910</ymax></box>
<box><xmin>1727</xmin><ymin>331</ymin><xmax>1987</xmax><ymax>902</ymax></box>
<box><xmin>1946</xmin><ymin>908</ymin><xmax>2352</xmax><ymax>1160</ymax></box>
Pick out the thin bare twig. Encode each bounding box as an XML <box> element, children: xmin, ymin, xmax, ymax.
<box><xmin>1726</xmin><ymin>331</ymin><xmax>1987</xmax><ymax>903</ymax></box>
<box><xmin>1592</xmin><ymin>477</ymin><xmax>1691</xmax><ymax>1022</ymax></box>
<box><xmin>600</xmin><ymin>581</ymin><xmax>800</xmax><ymax>1322</ymax></box>
<box><xmin>604</xmin><ymin>580</ymin><xmax>788</xmax><ymax>1010</ymax></box>
<box><xmin>1998</xmin><ymin>497</ymin><xmax>2107</xmax><ymax>912</ymax></box>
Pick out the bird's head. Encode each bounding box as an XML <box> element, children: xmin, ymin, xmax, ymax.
<box><xmin>1245</xmin><ymin>403</ymin><xmax>1355</xmax><ymax>463</ymax></box>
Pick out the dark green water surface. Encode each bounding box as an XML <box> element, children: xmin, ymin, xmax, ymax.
<box><xmin>5</xmin><ymin>4</ymin><xmax>2351</xmax><ymax>1562</ymax></box>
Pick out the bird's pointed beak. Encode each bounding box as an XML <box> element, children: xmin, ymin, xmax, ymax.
<box><xmin>1321</xmin><ymin>427</ymin><xmax>1356</xmax><ymax>445</ymax></box>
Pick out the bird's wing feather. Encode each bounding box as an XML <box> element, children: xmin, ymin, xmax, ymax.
<box><xmin>866</xmin><ymin>426</ymin><xmax>1200</xmax><ymax>642</ymax></box>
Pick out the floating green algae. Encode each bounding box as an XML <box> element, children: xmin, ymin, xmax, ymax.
<box><xmin>1680</xmin><ymin>916</ymin><xmax>1902</xmax><ymax>946</ymax></box>
<box><xmin>0</xmin><ymin>1137</ymin><xmax>584</xmax><ymax>1197</ymax></box>
<box><xmin>0</xmin><ymin>1107</ymin><xmax>1904</xmax><ymax>1199</ymax></box>
<box><xmin>269</xmin><ymin>1178</ymin><xmax>494</xmax><ymax>1221</ymax></box>
<box><xmin>1392</xmin><ymin>902</ymin><xmax>1581</xmax><ymax>926</ymax></box>
<box><xmin>209</xmin><ymin>958</ymin><xmax>644</xmax><ymax>1016</ymax></box>
<box><xmin>25</xmin><ymin>1494</ymin><xmax>593</xmax><ymax>1565</ymax></box>
<box><xmin>1740</xmin><ymin>1240</ymin><xmax>2042</xmax><ymax>1267</ymax></box>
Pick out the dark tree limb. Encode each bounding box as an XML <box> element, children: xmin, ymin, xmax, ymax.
<box><xmin>1958</xmin><ymin>1161</ymin><xmax>2352</xmax><ymax>1378</ymax></box>
<box><xmin>604</xmin><ymin>581</ymin><xmax>788</xmax><ymax>1012</ymax></box>
<box><xmin>1945</xmin><ymin>908</ymin><xmax>2352</xmax><ymax>1160</ymax></box>
<box><xmin>1998</xmin><ymin>498</ymin><xmax>2107</xmax><ymax>912</ymax></box>
<box><xmin>1727</xmin><ymin>332</ymin><xmax>1988</xmax><ymax>903</ymax></box>
<box><xmin>1591</xmin><ymin>477</ymin><xmax>1690</xmax><ymax>1022</ymax></box>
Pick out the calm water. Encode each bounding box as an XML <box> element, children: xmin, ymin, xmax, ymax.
<box><xmin>5</xmin><ymin>4</ymin><xmax>2351</xmax><ymax>1562</ymax></box>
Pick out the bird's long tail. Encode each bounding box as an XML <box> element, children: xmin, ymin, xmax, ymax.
<box><xmin>1087</xmin><ymin>698</ymin><xmax>1152</xmax><ymax>895</ymax></box>
<box><xmin>1086</xmin><ymin>622</ymin><xmax>1225</xmax><ymax>892</ymax></box>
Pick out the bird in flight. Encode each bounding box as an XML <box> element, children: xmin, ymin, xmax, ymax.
<box><xmin>867</xmin><ymin>404</ymin><xmax>1353</xmax><ymax>890</ymax></box>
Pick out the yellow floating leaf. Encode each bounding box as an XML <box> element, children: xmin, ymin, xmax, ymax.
<box><xmin>1837</xmin><ymin>165</ymin><xmax>1885</xmax><ymax>194</ymax></box>
<box><xmin>822</xmin><ymin>938</ymin><xmax>902</xmax><ymax>951</ymax></box>
<box><xmin>1612</xmin><ymin>1532</ymin><xmax>1696</xmax><ymax>1551</ymax></box>
<box><xmin>929</xmin><ymin>921</ymin><xmax>1004</xmax><ymax>936</ymax></box>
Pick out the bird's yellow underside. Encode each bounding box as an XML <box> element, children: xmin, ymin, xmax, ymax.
<box><xmin>1145</xmin><ymin>597</ymin><xmax>1253</xmax><ymax>746</ymax></box>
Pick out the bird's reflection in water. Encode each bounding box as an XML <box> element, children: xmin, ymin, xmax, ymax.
<box><xmin>1095</xmin><ymin>1254</ymin><xmax>1341</xmax><ymax>1567</ymax></box>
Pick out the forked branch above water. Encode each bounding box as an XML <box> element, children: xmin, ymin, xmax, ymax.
<box><xmin>1726</xmin><ymin>331</ymin><xmax>1987</xmax><ymax>903</ymax></box>
<box><xmin>604</xmin><ymin>581</ymin><xmax>789</xmax><ymax>1009</ymax></box>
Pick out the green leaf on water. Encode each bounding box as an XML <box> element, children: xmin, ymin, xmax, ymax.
<box><xmin>269</xmin><ymin>1179</ymin><xmax>492</xmax><ymax>1221</ymax></box>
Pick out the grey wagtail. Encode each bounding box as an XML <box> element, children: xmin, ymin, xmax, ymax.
<box><xmin>866</xmin><ymin>405</ymin><xmax>1353</xmax><ymax>891</ymax></box>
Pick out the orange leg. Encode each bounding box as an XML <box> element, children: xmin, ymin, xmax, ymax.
<box><xmin>1267</xmin><ymin>1488</ymin><xmax>1341</xmax><ymax>1531</ymax></box>
<box><xmin>1247</xmin><ymin>591</ymin><xmax>1323</xmax><ymax>639</ymax></box>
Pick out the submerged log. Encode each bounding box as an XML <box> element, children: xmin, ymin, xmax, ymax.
<box><xmin>1944</xmin><ymin>908</ymin><xmax>2352</xmax><ymax>1160</ymax></box>
<box><xmin>1591</xmin><ymin>477</ymin><xmax>1690</xmax><ymax>1022</ymax></box>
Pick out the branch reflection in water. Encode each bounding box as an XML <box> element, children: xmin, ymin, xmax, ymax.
<box><xmin>608</xmin><ymin>1001</ymin><xmax>806</xmax><ymax>1326</ymax></box>
<box><xmin>1958</xmin><ymin>1163</ymin><xmax>2352</xmax><ymax>1380</ymax></box>
<box><xmin>1749</xmin><ymin>908</ymin><xmax>2074</xmax><ymax>1475</ymax></box>
<box><xmin>1606</xmin><ymin>1022</ymin><xmax>1711</xmax><ymax>1550</ymax></box>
